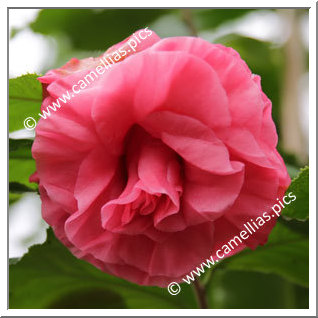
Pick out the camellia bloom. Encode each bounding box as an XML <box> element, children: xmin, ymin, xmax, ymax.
<box><xmin>31</xmin><ymin>29</ymin><xmax>290</xmax><ymax>287</ymax></box>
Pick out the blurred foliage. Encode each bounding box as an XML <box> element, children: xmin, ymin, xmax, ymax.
<box><xmin>192</xmin><ymin>9</ymin><xmax>255</xmax><ymax>30</ymax></box>
<box><xmin>9</xmin><ymin>158</ymin><xmax>36</xmax><ymax>194</ymax></box>
<box><xmin>9</xmin><ymin>139</ymin><xmax>33</xmax><ymax>158</ymax></box>
<box><xmin>9</xmin><ymin>8</ymin><xmax>309</xmax><ymax>309</ymax></box>
<box><xmin>26</xmin><ymin>9</ymin><xmax>296</xmax><ymax>161</ymax></box>
<box><xmin>207</xmin><ymin>270</ymin><xmax>308</xmax><ymax>309</ymax></box>
<box><xmin>9</xmin><ymin>182</ymin><xmax>36</xmax><ymax>194</ymax></box>
<box><xmin>9</xmin><ymin>193</ymin><xmax>22</xmax><ymax>205</ymax></box>
<box><xmin>30</xmin><ymin>9</ymin><xmax>172</xmax><ymax>51</ymax></box>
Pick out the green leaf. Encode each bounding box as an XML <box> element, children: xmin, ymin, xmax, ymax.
<box><xmin>10</xmin><ymin>228</ymin><xmax>197</xmax><ymax>309</ymax></box>
<box><xmin>282</xmin><ymin>166</ymin><xmax>309</xmax><ymax>220</ymax></box>
<box><xmin>193</xmin><ymin>9</ymin><xmax>254</xmax><ymax>30</ymax></box>
<box><xmin>9</xmin><ymin>138</ymin><xmax>33</xmax><ymax>152</ymax></box>
<box><xmin>9</xmin><ymin>193</ymin><xmax>22</xmax><ymax>205</ymax></box>
<box><xmin>9</xmin><ymin>182</ymin><xmax>36</xmax><ymax>194</ymax></box>
<box><xmin>9</xmin><ymin>138</ymin><xmax>36</xmax><ymax>197</ymax></box>
<box><xmin>9</xmin><ymin>158</ymin><xmax>36</xmax><ymax>191</ymax></box>
<box><xmin>9</xmin><ymin>139</ymin><xmax>33</xmax><ymax>159</ymax></box>
<box><xmin>278</xmin><ymin>218</ymin><xmax>309</xmax><ymax>236</ymax></box>
<box><xmin>47</xmin><ymin>288</ymin><xmax>127</xmax><ymax>309</ymax></box>
<box><xmin>286</xmin><ymin>163</ymin><xmax>300</xmax><ymax>179</ymax></box>
<box><xmin>222</xmin><ymin>222</ymin><xmax>309</xmax><ymax>287</ymax></box>
<box><xmin>9</xmin><ymin>258</ymin><xmax>21</xmax><ymax>265</ymax></box>
<box><xmin>207</xmin><ymin>269</ymin><xmax>308</xmax><ymax>309</ymax></box>
<box><xmin>30</xmin><ymin>9</ymin><xmax>171</xmax><ymax>51</ymax></box>
<box><xmin>9</xmin><ymin>74</ymin><xmax>42</xmax><ymax>132</ymax></box>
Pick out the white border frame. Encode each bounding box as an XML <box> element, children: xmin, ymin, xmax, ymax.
<box><xmin>2</xmin><ymin>1</ymin><xmax>316</xmax><ymax>316</ymax></box>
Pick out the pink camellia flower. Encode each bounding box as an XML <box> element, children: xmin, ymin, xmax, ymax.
<box><xmin>30</xmin><ymin>29</ymin><xmax>290</xmax><ymax>287</ymax></box>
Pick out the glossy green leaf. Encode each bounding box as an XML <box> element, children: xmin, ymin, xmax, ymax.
<box><xmin>282</xmin><ymin>166</ymin><xmax>309</xmax><ymax>220</ymax></box>
<box><xmin>10</xmin><ymin>229</ymin><xmax>197</xmax><ymax>309</ymax></box>
<box><xmin>9</xmin><ymin>74</ymin><xmax>42</xmax><ymax>132</ymax></box>
<box><xmin>222</xmin><ymin>222</ymin><xmax>308</xmax><ymax>287</ymax></box>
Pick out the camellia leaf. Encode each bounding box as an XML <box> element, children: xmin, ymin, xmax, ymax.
<box><xmin>9</xmin><ymin>138</ymin><xmax>33</xmax><ymax>152</ymax></box>
<box><xmin>282</xmin><ymin>166</ymin><xmax>309</xmax><ymax>221</ymax></box>
<box><xmin>207</xmin><ymin>269</ymin><xmax>308</xmax><ymax>309</ymax></box>
<box><xmin>9</xmin><ymin>193</ymin><xmax>22</xmax><ymax>205</ymax></box>
<box><xmin>286</xmin><ymin>163</ymin><xmax>300</xmax><ymax>179</ymax></box>
<box><xmin>9</xmin><ymin>159</ymin><xmax>36</xmax><ymax>191</ymax></box>
<box><xmin>9</xmin><ymin>74</ymin><xmax>42</xmax><ymax>132</ymax></box>
<box><xmin>9</xmin><ymin>182</ymin><xmax>36</xmax><ymax>194</ymax></box>
<box><xmin>277</xmin><ymin>218</ymin><xmax>309</xmax><ymax>237</ymax></box>
<box><xmin>9</xmin><ymin>228</ymin><xmax>197</xmax><ymax>309</ymax></box>
<box><xmin>9</xmin><ymin>138</ymin><xmax>36</xmax><ymax>203</ymax></box>
<box><xmin>221</xmin><ymin>222</ymin><xmax>308</xmax><ymax>287</ymax></box>
<box><xmin>30</xmin><ymin>9</ymin><xmax>172</xmax><ymax>51</ymax></box>
<box><xmin>9</xmin><ymin>258</ymin><xmax>21</xmax><ymax>265</ymax></box>
<box><xmin>9</xmin><ymin>139</ymin><xmax>33</xmax><ymax>159</ymax></box>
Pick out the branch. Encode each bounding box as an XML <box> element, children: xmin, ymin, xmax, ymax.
<box><xmin>193</xmin><ymin>279</ymin><xmax>209</xmax><ymax>309</ymax></box>
<box><xmin>181</xmin><ymin>9</ymin><xmax>198</xmax><ymax>37</ymax></box>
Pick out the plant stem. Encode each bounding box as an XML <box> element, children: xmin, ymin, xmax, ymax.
<box><xmin>193</xmin><ymin>279</ymin><xmax>209</xmax><ymax>309</ymax></box>
<box><xmin>181</xmin><ymin>9</ymin><xmax>198</xmax><ymax>37</ymax></box>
